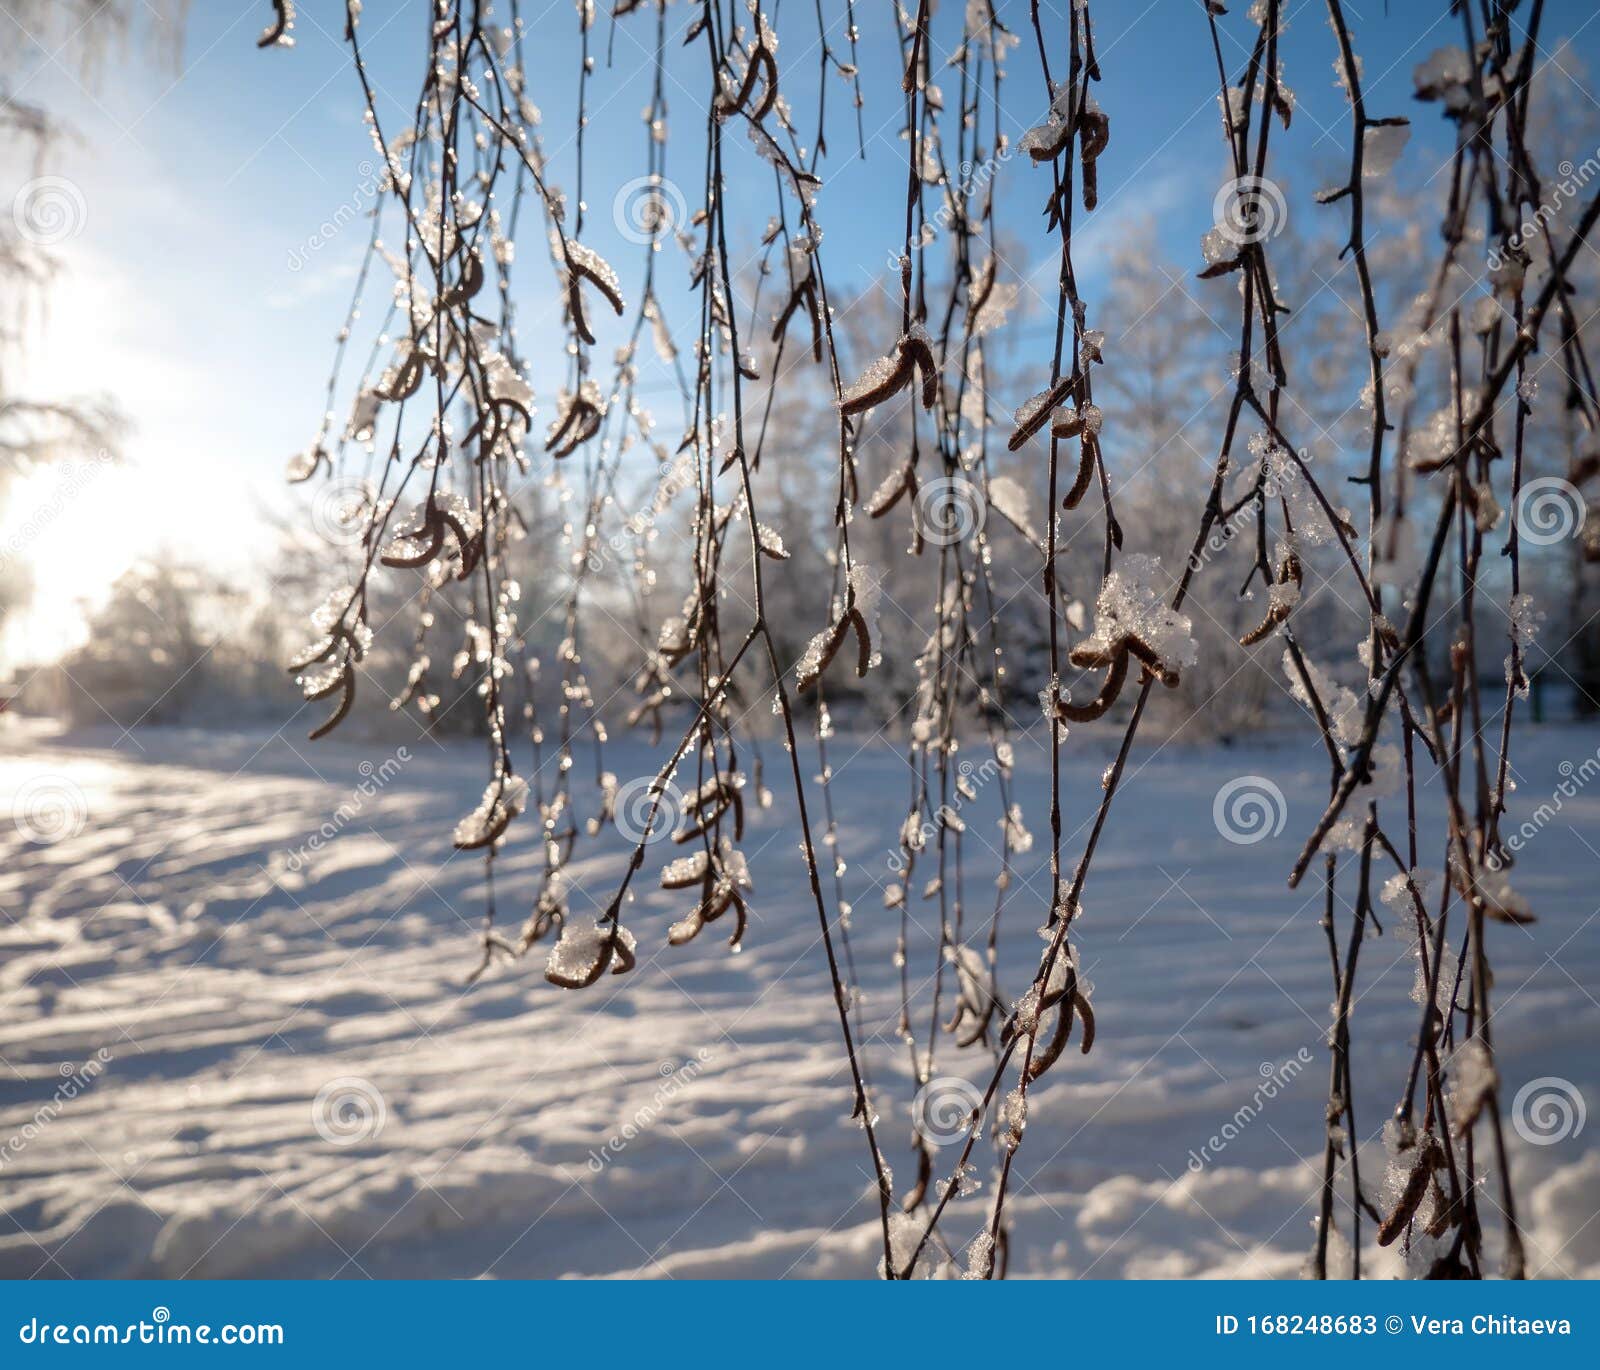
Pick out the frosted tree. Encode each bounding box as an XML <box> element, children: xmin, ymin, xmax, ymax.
<box><xmin>273</xmin><ymin>0</ymin><xmax>1600</xmax><ymax>1278</ymax></box>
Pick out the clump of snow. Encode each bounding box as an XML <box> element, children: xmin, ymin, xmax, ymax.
<box><xmin>1013</xmin><ymin>384</ymin><xmax>1060</xmax><ymax>433</ymax></box>
<box><xmin>1449</xmin><ymin>1038</ymin><xmax>1498</xmax><ymax>1133</ymax></box>
<box><xmin>999</xmin><ymin>1085</ymin><xmax>1027</xmax><ymax>1150</ymax></box>
<box><xmin>1283</xmin><ymin>650</ymin><xmax>1363</xmax><ymax>749</ymax></box>
<box><xmin>986</xmin><ymin>474</ymin><xmax>1037</xmax><ymax>545</ymax></box>
<box><xmin>453</xmin><ymin>774</ymin><xmax>529</xmax><ymax>848</ymax></box>
<box><xmin>545</xmin><ymin>919</ymin><xmax>634</xmax><ymax>986</ymax></box>
<box><xmin>1363</xmin><ymin>123</ymin><xmax>1409</xmax><ymax>177</ymax></box>
<box><xmin>1079</xmin><ymin>554</ymin><xmax>1198</xmax><ymax>675</ymax></box>
<box><xmin>1413</xmin><ymin>45</ymin><xmax>1472</xmax><ymax>109</ymax></box>
<box><xmin>838</xmin><ymin>352</ymin><xmax>900</xmax><ymax>411</ymax></box>
<box><xmin>1001</xmin><ymin>804</ymin><xmax>1033</xmax><ymax>855</ymax></box>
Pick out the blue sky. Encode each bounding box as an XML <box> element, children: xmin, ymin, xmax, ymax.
<box><xmin>3</xmin><ymin>0</ymin><xmax>1597</xmax><ymax>663</ymax></box>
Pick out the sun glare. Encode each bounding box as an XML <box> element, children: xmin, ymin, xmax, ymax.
<box><xmin>2</xmin><ymin>255</ymin><xmax>268</xmax><ymax>671</ymax></box>
<box><xmin>0</xmin><ymin>460</ymin><xmax>147</xmax><ymax>666</ymax></box>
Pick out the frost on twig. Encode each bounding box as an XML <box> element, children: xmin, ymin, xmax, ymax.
<box><xmin>666</xmin><ymin>838</ymin><xmax>753</xmax><ymax>951</ymax></box>
<box><xmin>1055</xmin><ymin>555</ymin><xmax>1196</xmax><ymax>721</ymax></box>
<box><xmin>545</xmin><ymin>919</ymin><xmax>637</xmax><ymax>989</ymax></box>
<box><xmin>796</xmin><ymin>566</ymin><xmax>883</xmax><ymax>694</ymax></box>
<box><xmin>558</xmin><ymin>234</ymin><xmax>626</xmax><ymax>345</ymax></box>
<box><xmin>838</xmin><ymin>324</ymin><xmax>938</xmax><ymax>418</ymax></box>
<box><xmin>454</xmin><ymin>773</ymin><xmax>529</xmax><ymax>851</ymax></box>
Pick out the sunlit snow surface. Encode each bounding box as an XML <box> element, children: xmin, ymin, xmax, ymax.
<box><xmin>0</xmin><ymin>719</ymin><xmax>1595</xmax><ymax>1278</ymax></box>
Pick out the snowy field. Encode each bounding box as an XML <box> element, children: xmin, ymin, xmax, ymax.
<box><xmin>0</xmin><ymin>714</ymin><xmax>1596</xmax><ymax>1280</ymax></box>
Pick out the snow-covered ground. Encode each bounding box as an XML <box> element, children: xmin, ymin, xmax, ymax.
<box><xmin>0</xmin><ymin>713</ymin><xmax>1596</xmax><ymax>1279</ymax></box>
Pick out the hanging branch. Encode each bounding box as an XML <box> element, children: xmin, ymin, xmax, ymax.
<box><xmin>266</xmin><ymin>0</ymin><xmax>1597</xmax><ymax>1281</ymax></box>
